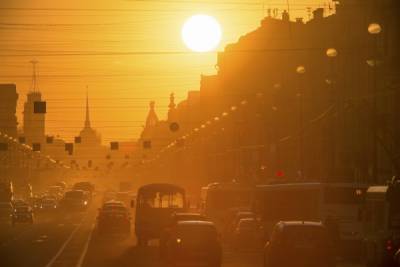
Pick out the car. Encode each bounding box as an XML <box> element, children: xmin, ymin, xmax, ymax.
<box><xmin>161</xmin><ymin>213</ymin><xmax>211</xmax><ymax>258</ymax></box>
<box><xmin>232</xmin><ymin>218</ymin><xmax>263</xmax><ymax>249</ymax></box>
<box><xmin>263</xmin><ymin>221</ymin><xmax>335</xmax><ymax>267</ymax></box>
<box><xmin>40</xmin><ymin>198</ymin><xmax>58</xmax><ymax>211</ymax></box>
<box><xmin>226</xmin><ymin>211</ymin><xmax>256</xmax><ymax>238</ymax></box>
<box><xmin>60</xmin><ymin>190</ymin><xmax>90</xmax><ymax>211</ymax></box>
<box><xmin>165</xmin><ymin>221</ymin><xmax>222</xmax><ymax>267</ymax></box>
<box><xmin>97</xmin><ymin>203</ymin><xmax>131</xmax><ymax>235</ymax></box>
<box><xmin>12</xmin><ymin>206</ymin><xmax>34</xmax><ymax>225</ymax></box>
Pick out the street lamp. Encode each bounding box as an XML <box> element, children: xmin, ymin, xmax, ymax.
<box><xmin>296</xmin><ymin>65</ymin><xmax>306</xmax><ymax>179</ymax></box>
<box><xmin>368</xmin><ymin>23</ymin><xmax>382</xmax><ymax>35</ymax></box>
<box><xmin>368</xmin><ymin>22</ymin><xmax>382</xmax><ymax>184</ymax></box>
<box><xmin>326</xmin><ymin>48</ymin><xmax>338</xmax><ymax>181</ymax></box>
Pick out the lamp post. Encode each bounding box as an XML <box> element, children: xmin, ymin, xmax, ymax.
<box><xmin>296</xmin><ymin>65</ymin><xmax>306</xmax><ymax>179</ymax></box>
<box><xmin>368</xmin><ymin>22</ymin><xmax>381</xmax><ymax>184</ymax></box>
<box><xmin>326</xmin><ymin>48</ymin><xmax>338</xmax><ymax>181</ymax></box>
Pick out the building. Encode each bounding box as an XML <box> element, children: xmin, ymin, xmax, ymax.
<box><xmin>0</xmin><ymin>84</ymin><xmax>18</xmax><ymax>137</ymax></box>
<box><xmin>23</xmin><ymin>91</ymin><xmax>46</xmax><ymax>147</ymax></box>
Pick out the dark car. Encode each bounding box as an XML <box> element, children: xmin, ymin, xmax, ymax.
<box><xmin>97</xmin><ymin>202</ymin><xmax>131</xmax><ymax>235</ymax></box>
<box><xmin>12</xmin><ymin>206</ymin><xmax>34</xmax><ymax>225</ymax></box>
<box><xmin>165</xmin><ymin>221</ymin><xmax>222</xmax><ymax>267</ymax></box>
<box><xmin>60</xmin><ymin>190</ymin><xmax>90</xmax><ymax>211</ymax></box>
<box><xmin>161</xmin><ymin>213</ymin><xmax>211</xmax><ymax>258</ymax></box>
<box><xmin>264</xmin><ymin>221</ymin><xmax>335</xmax><ymax>267</ymax></box>
<box><xmin>40</xmin><ymin>198</ymin><xmax>58</xmax><ymax>211</ymax></box>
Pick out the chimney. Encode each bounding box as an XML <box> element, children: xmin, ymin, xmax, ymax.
<box><xmin>282</xmin><ymin>10</ymin><xmax>290</xmax><ymax>21</ymax></box>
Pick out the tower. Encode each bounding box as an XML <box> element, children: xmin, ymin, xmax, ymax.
<box><xmin>23</xmin><ymin>60</ymin><xmax>45</xmax><ymax>146</ymax></box>
<box><xmin>79</xmin><ymin>90</ymin><xmax>101</xmax><ymax>146</ymax></box>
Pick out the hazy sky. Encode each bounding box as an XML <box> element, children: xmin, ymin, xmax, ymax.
<box><xmin>0</xmin><ymin>0</ymin><xmax>331</xmax><ymax>143</ymax></box>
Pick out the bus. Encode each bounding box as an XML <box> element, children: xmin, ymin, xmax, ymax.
<box><xmin>364</xmin><ymin>182</ymin><xmax>400</xmax><ymax>267</ymax></box>
<box><xmin>135</xmin><ymin>183</ymin><xmax>186</xmax><ymax>246</ymax></box>
<box><xmin>254</xmin><ymin>183</ymin><xmax>367</xmax><ymax>257</ymax></box>
<box><xmin>200</xmin><ymin>182</ymin><xmax>254</xmax><ymax>224</ymax></box>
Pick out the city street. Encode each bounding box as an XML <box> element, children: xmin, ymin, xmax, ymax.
<box><xmin>0</xmin><ymin>196</ymin><xmax>365</xmax><ymax>267</ymax></box>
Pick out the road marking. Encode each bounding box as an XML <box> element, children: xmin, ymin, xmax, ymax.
<box><xmin>76</xmin><ymin>223</ymin><xmax>95</xmax><ymax>267</ymax></box>
<box><xmin>44</xmin><ymin>222</ymin><xmax>83</xmax><ymax>267</ymax></box>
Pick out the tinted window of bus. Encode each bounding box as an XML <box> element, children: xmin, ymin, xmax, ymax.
<box><xmin>139</xmin><ymin>192</ymin><xmax>184</xmax><ymax>209</ymax></box>
<box><xmin>323</xmin><ymin>187</ymin><xmax>365</xmax><ymax>205</ymax></box>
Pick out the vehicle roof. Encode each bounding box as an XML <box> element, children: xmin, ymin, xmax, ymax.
<box><xmin>103</xmin><ymin>200</ymin><xmax>124</xmax><ymax>206</ymax></box>
<box><xmin>239</xmin><ymin>217</ymin><xmax>256</xmax><ymax>222</ymax></box>
<box><xmin>138</xmin><ymin>183</ymin><xmax>185</xmax><ymax>194</ymax></box>
<box><xmin>257</xmin><ymin>182</ymin><xmax>368</xmax><ymax>190</ymax></box>
<box><xmin>277</xmin><ymin>221</ymin><xmax>324</xmax><ymax>228</ymax></box>
<box><xmin>173</xmin><ymin>212</ymin><xmax>202</xmax><ymax>217</ymax></box>
<box><xmin>206</xmin><ymin>182</ymin><xmax>254</xmax><ymax>190</ymax></box>
<box><xmin>176</xmin><ymin>220</ymin><xmax>215</xmax><ymax>227</ymax></box>
<box><xmin>367</xmin><ymin>186</ymin><xmax>388</xmax><ymax>194</ymax></box>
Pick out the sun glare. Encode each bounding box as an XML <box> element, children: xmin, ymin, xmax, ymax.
<box><xmin>182</xmin><ymin>14</ymin><xmax>222</xmax><ymax>52</ymax></box>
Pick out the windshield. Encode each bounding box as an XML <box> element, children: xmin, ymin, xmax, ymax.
<box><xmin>139</xmin><ymin>191</ymin><xmax>184</xmax><ymax>209</ymax></box>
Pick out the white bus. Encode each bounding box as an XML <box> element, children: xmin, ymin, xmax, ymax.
<box><xmin>254</xmin><ymin>183</ymin><xmax>367</xmax><ymax>257</ymax></box>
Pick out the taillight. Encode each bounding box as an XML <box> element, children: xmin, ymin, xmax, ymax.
<box><xmin>386</xmin><ymin>240</ymin><xmax>394</xmax><ymax>252</ymax></box>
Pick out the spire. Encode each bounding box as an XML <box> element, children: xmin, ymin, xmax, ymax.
<box><xmin>84</xmin><ymin>87</ymin><xmax>91</xmax><ymax>128</ymax></box>
<box><xmin>30</xmin><ymin>59</ymin><xmax>39</xmax><ymax>92</ymax></box>
<box><xmin>168</xmin><ymin>93</ymin><xmax>176</xmax><ymax>110</ymax></box>
<box><xmin>145</xmin><ymin>101</ymin><xmax>159</xmax><ymax>128</ymax></box>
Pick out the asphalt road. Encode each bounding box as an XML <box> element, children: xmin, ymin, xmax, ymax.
<box><xmin>0</xmin><ymin>197</ymin><xmax>365</xmax><ymax>267</ymax></box>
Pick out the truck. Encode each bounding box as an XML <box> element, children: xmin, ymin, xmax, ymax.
<box><xmin>364</xmin><ymin>179</ymin><xmax>400</xmax><ymax>267</ymax></box>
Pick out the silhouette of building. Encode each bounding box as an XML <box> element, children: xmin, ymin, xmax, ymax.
<box><xmin>0</xmin><ymin>84</ymin><xmax>18</xmax><ymax>137</ymax></box>
<box><xmin>23</xmin><ymin>60</ymin><xmax>46</xmax><ymax>147</ymax></box>
<box><xmin>23</xmin><ymin>92</ymin><xmax>46</xmax><ymax>147</ymax></box>
<box><xmin>79</xmin><ymin>92</ymin><xmax>101</xmax><ymax>146</ymax></box>
<box><xmin>134</xmin><ymin>1</ymin><xmax>400</xmax><ymax>185</ymax></box>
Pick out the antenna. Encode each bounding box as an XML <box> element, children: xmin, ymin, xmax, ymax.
<box><xmin>30</xmin><ymin>59</ymin><xmax>39</xmax><ymax>92</ymax></box>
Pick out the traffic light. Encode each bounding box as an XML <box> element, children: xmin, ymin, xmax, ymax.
<box><xmin>110</xmin><ymin>142</ymin><xmax>119</xmax><ymax>150</ymax></box>
<box><xmin>74</xmin><ymin>136</ymin><xmax>82</xmax><ymax>144</ymax></box>
<box><xmin>46</xmin><ymin>136</ymin><xmax>54</xmax><ymax>144</ymax></box>
<box><xmin>34</xmin><ymin>101</ymin><xmax>46</xmax><ymax>113</ymax></box>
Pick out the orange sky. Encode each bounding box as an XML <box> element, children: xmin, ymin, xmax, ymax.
<box><xmin>0</xmin><ymin>0</ymin><xmax>331</xmax><ymax>143</ymax></box>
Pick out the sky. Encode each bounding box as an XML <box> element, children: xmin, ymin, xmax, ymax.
<box><xmin>0</xmin><ymin>0</ymin><xmax>332</xmax><ymax>144</ymax></box>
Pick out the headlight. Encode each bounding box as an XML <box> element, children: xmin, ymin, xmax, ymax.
<box><xmin>83</xmin><ymin>201</ymin><xmax>88</xmax><ymax>205</ymax></box>
<box><xmin>54</xmin><ymin>205</ymin><xmax>57</xmax><ymax>208</ymax></box>
<box><xmin>176</xmin><ymin>238</ymin><xmax>182</xmax><ymax>244</ymax></box>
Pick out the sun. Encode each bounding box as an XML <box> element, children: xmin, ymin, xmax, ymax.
<box><xmin>182</xmin><ymin>14</ymin><xmax>222</xmax><ymax>52</ymax></box>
